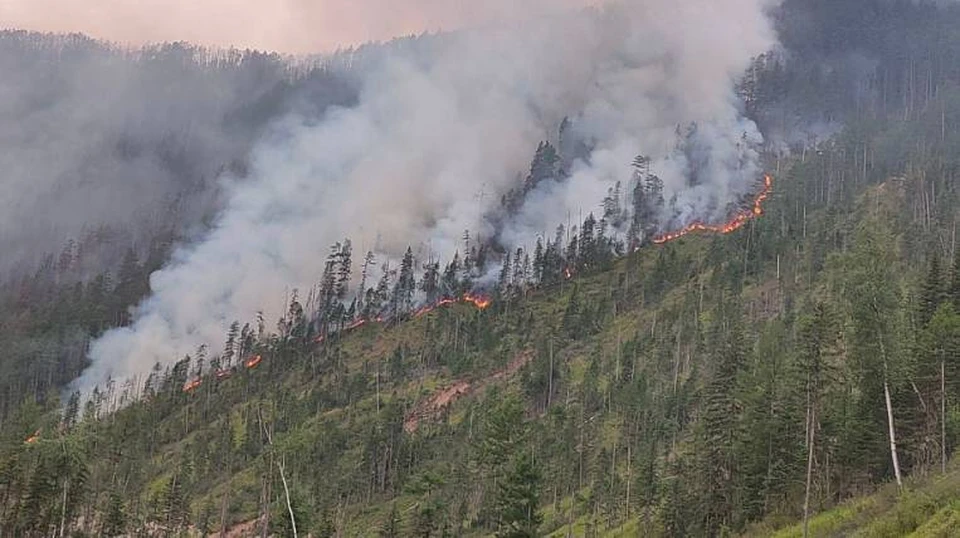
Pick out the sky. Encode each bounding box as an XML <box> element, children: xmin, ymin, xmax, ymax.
<box><xmin>0</xmin><ymin>0</ymin><xmax>595</xmax><ymax>53</ymax></box>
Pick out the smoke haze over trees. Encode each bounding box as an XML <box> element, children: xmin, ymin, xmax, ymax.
<box><xmin>75</xmin><ymin>0</ymin><xmax>776</xmax><ymax>393</ymax></box>
<box><xmin>8</xmin><ymin>0</ymin><xmax>960</xmax><ymax>535</ymax></box>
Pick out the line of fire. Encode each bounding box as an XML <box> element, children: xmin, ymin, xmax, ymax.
<box><xmin>653</xmin><ymin>174</ymin><xmax>773</xmax><ymax>244</ymax></box>
<box><xmin>172</xmin><ymin>174</ymin><xmax>773</xmax><ymax>397</ymax></box>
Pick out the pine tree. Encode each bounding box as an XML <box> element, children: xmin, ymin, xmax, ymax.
<box><xmin>512</xmin><ymin>248</ymin><xmax>527</xmax><ymax>293</ymax></box>
<box><xmin>495</xmin><ymin>453</ymin><xmax>543</xmax><ymax>538</ymax></box>
<box><xmin>102</xmin><ymin>489</ymin><xmax>127</xmax><ymax>537</ymax></box>
<box><xmin>921</xmin><ymin>249</ymin><xmax>946</xmax><ymax>326</ymax></box>
<box><xmin>578</xmin><ymin>214</ymin><xmax>597</xmax><ymax>270</ymax></box>
<box><xmin>358</xmin><ymin>251</ymin><xmax>376</xmax><ymax>313</ymax></box>
<box><xmin>798</xmin><ymin>302</ymin><xmax>838</xmax><ymax>537</ymax></box>
<box><xmin>160</xmin><ymin>473</ymin><xmax>188</xmax><ymax>532</ymax></box>
<box><xmin>393</xmin><ymin>247</ymin><xmax>416</xmax><ymax>317</ymax></box>
<box><xmin>421</xmin><ymin>261</ymin><xmax>440</xmax><ymax>304</ymax></box>
<box><xmin>498</xmin><ymin>251</ymin><xmax>512</xmax><ymax>296</ymax></box>
<box><xmin>223</xmin><ymin>320</ymin><xmax>240</xmax><ymax>367</ymax></box>
<box><xmin>697</xmin><ymin>295</ymin><xmax>747</xmax><ymax>532</ymax></box>
<box><xmin>951</xmin><ymin>245</ymin><xmax>960</xmax><ymax>310</ymax></box>
<box><xmin>533</xmin><ymin>239</ymin><xmax>545</xmax><ymax>284</ymax></box>
<box><xmin>442</xmin><ymin>253</ymin><xmax>461</xmax><ymax>297</ymax></box>
<box><xmin>336</xmin><ymin>239</ymin><xmax>353</xmax><ymax>302</ymax></box>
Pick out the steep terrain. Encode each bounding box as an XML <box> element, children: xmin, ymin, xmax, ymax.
<box><xmin>6</xmin><ymin>1</ymin><xmax>960</xmax><ymax>536</ymax></box>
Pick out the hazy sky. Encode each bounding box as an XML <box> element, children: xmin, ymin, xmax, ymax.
<box><xmin>0</xmin><ymin>0</ymin><xmax>594</xmax><ymax>53</ymax></box>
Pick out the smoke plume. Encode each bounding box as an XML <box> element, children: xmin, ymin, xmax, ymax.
<box><xmin>77</xmin><ymin>0</ymin><xmax>779</xmax><ymax>393</ymax></box>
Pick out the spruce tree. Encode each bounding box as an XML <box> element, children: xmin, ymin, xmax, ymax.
<box><xmin>495</xmin><ymin>453</ymin><xmax>543</xmax><ymax>538</ymax></box>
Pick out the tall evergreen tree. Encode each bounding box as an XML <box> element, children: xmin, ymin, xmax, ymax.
<box><xmin>495</xmin><ymin>453</ymin><xmax>542</xmax><ymax>538</ymax></box>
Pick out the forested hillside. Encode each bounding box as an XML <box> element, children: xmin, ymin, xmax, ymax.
<box><xmin>6</xmin><ymin>0</ymin><xmax>960</xmax><ymax>536</ymax></box>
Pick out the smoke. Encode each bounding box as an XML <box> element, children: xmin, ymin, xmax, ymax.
<box><xmin>77</xmin><ymin>0</ymin><xmax>779</xmax><ymax>392</ymax></box>
<box><xmin>0</xmin><ymin>32</ymin><xmax>366</xmax><ymax>278</ymax></box>
<box><xmin>1</xmin><ymin>0</ymin><xmax>594</xmax><ymax>53</ymax></box>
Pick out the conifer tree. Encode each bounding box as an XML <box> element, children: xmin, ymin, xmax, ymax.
<box><xmin>495</xmin><ymin>453</ymin><xmax>542</xmax><ymax>538</ymax></box>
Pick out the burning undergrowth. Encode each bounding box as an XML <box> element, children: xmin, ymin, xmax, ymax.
<box><xmin>75</xmin><ymin>0</ymin><xmax>782</xmax><ymax>397</ymax></box>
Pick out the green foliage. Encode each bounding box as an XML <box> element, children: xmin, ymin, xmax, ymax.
<box><xmin>495</xmin><ymin>453</ymin><xmax>543</xmax><ymax>538</ymax></box>
<box><xmin>11</xmin><ymin>4</ymin><xmax>960</xmax><ymax>535</ymax></box>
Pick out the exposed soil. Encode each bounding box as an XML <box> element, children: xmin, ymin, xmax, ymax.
<box><xmin>403</xmin><ymin>350</ymin><xmax>533</xmax><ymax>433</ymax></box>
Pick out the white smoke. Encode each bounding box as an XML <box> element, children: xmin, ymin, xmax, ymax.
<box><xmin>76</xmin><ymin>0</ymin><xmax>779</xmax><ymax>392</ymax></box>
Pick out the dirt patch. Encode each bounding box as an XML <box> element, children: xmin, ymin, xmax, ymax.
<box><xmin>209</xmin><ymin>518</ymin><xmax>260</xmax><ymax>537</ymax></box>
<box><xmin>403</xmin><ymin>350</ymin><xmax>533</xmax><ymax>433</ymax></box>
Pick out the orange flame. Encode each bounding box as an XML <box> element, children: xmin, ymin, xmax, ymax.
<box><xmin>183</xmin><ymin>378</ymin><xmax>203</xmax><ymax>393</ymax></box>
<box><xmin>414</xmin><ymin>298</ymin><xmax>458</xmax><ymax>319</ymax></box>
<box><xmin>244</xmin><ymin>354</ymin><xmax>263</xmax><ymax>369</ymax></box>
<box><xmin>24</xmin><ymin>430</ymin><xmax>40</xmax><ymax>444</ymax></box>
<box><xmin>463</xmin><ymin>292</ymin><xmax>492</xmax><ymax>310</ymax></box>
<box><xmin>345</xmin><ymin>318</ymin><xmax>369</xmax><ymax>331</ymax></box>
<box><xmin>215</xmin><ymin>369</ymin><xmax>232</xmax><ymax>380</ymax></box>
<box><xmin>653</xmin><ymin>174</ymin><xmax>773</xmax><ymax>245</ymax></box>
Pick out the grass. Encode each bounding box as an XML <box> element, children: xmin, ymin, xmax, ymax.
<box><xmin>742</xmin><ymin>459</ymin><xmax>960</xmax><ymax>538</ymax></box>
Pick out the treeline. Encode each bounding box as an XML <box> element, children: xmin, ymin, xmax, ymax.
<box><xmin>307</xmin><ymin>148</ymin><xmax>668</xmax><ymax>338</ymax></box>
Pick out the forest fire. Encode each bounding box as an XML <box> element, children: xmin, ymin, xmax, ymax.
<box><xmin>462</xmin><ymin>292</ymin><xmax>492</xmax><ymax>310</ymax></box>
<box><xmin>216</xmin><ymin>369</ymin><xmax>232</xmax><ymax>380</ymax></box>
<box><xmin>414</xmin><ymin>298</ymin><xmax>458</xmax><ymax>319</ymax></box>
<box><xmin>653</xmin><ymin>174</ymin><xmax>773</xmax><ymax>244</ymax></box>
<box><xmin>183</xmin><ymin>378</ymin><xmax>202</xmax><ymax>393</ymax></box>
<box><xmin>344</xmin><ymin>318</ymin><xmax>370</xmax><ymax>331</ymax></box>
<box><xmin>24</xmin><ymin>430</ymin><xmax>40</xmax><ymax>445</ymax></box>
<box><xmin>244</xmin><ymin>354</ymin><xmax>263</xmax><ymax>369</ymax></box>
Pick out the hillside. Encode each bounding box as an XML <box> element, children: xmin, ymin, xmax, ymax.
<box><xmin>6</xmin><ymin>150</ymin><xmax>960</xmax><ymax>537</ymax></box>
<box><xmin>744</xmin><ymin>457</ymin><xmax>960</xmax><ymax>538</ymax></box>
<box><xmin>7</xmin><ymin>1</ymin><xmax>960</xmax><ymax>537</ymax></box>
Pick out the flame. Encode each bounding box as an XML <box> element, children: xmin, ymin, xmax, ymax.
<box><xmin>215</xmin><ymin>369</ymin><xmax>232</xmax><ymax>380</ymax></box>
<box><xmin>414</xmin><ymin>298</ymin><xmax>458</xmax><ymax>319</ymax></box>
<box><xmin>24</xmin><ymin>430</ymin><xmax>40</xmax><ymax>444</ymax></box>
<box><xmin>463</xmin><ymin>292</ymin><xmax>492</xmax><ymax>310</ymax></box>
<box><xmin>321</xmin><ymin>293</ymin><xmax>491</xmax><ymax>345</ymax></box>
<box><xmin>653</xmin><ymin>174</ymin><xmax>773</xmax><ymax>245</ymax></box>
<box><xmin>345</xmin><ymin>318</ymin><xmax>369</xmax><ymax>331</ymax></box>
<box><xmin>183</xmin><ymin>378</ymin><xmax>203</xmax><ymax>393</ymax></box>
<box><xmin>564</xmin><ymin>267</ymin><xmax>573</xmax><ymax>280</ymax></box>
<box><xmin>244</xmin><ymin>354</ymin><xmax>263</xmax><ymax>369</ymax></box>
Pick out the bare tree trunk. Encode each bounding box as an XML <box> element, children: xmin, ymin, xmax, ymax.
<box><xmin>548</xmin><ymin>339</ymin><xmax>554</xmax><ymax>408</ymax></box>
<box><xmin>943</xmin><ymin>360</ymin><xmax>947</xmax><ymax>475</ymax></box>
<box><xmin>220</xmin><ymin>488</ymin><xmax>229</xmax><ymax>537</ymax></box>
<box><xmin>877</xmin><ymin>316</ymin><xmax>903</xmax><ymax>489</ymax></box>
<box><xmin>58</xmin><ymin>479</ymin><xmax>68</xmax><ymax>538</ymax></box>
<box><xmin>277</xmin><ymin>458</ymin><xmax>298</xmax><ymax>538</ymax></box>
<box><xmin>884</xmin><ymin>375</ymin><xmax>903</xmax><ymax>488</ymax></box>
<box><xmin>625</xmin><ymin>444</ymin><xmax>631</xmax><ymax>519</ymax></box>
<box><xmin>803</xmin><ymin>404</ymin><xmax>815</xmax><ymax>538</ymax></box>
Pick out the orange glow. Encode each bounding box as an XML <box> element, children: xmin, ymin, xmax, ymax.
<box><xmin>653</xmin><ymin>174</ymin><xmax>773</xmax><ymax>245</ymax></box>
<box><xmin>183</xmin><ymin>378</ymin><xmax>203</xmax><ymax>393</ymax></box>
<box><xmin>414</xmin><ymin>298</ymin><xmax>458</xmax><ymax>319</ymax></box>
<box><xmin>216</xmin><ymin>369</ymin><xmax>232</xmax><ymax>380</ymax></box>
<box><xmin>345</xmin><ymin>318</ymin><xmax>369</xmax><ymax>331</ymax></box>
<box><xmin>244</xmin><ymin>354</ymin><xmax>263</xmax><ymax>369</ymax></box>
<box><xmin>463</xmin><ymin>292</ymin><xmax>492</xmax><ymax>310</ymax></box>
<box><xmin>24</xmin><ymin>430</ymin><xmax>40</xmax><ymax>444</ymax></box>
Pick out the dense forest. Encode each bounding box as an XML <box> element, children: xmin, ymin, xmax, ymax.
<box><xmin>6</xmin><ymin>0</ymin><xmax>960</xmax><ymax>536</ymax></box>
